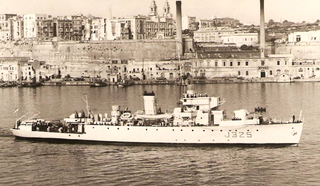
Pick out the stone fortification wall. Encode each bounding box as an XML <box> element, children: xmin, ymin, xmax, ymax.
<box><xmin>275</xmin><ymin>43</ymin><xmax>320</xmax><ymax>59</ymax></box>
<box><xmin>0</xmin><ymin>40</ymin><xmax>177</xmax><ymax>64</ymax></box>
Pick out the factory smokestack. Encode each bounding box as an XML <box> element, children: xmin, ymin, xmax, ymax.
<box><xmin>176</xmin><ymin>1</ymin><xmax>183</xmax><ymax>57</ymax></box>
<box><xmin>260</xmin><ymin>0</ymin><xmax>265</xmax><ymax>59</ymax></box>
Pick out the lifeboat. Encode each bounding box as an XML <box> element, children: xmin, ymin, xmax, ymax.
<box><xmin>120</xmin><ymin>112</ymin><xmax>132</xmax><ymax>120</ymax></box>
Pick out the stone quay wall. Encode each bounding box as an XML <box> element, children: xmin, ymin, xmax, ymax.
<box><xmin>0</xmin><ymin>40</ymin><xmax>177</xmax><ymax>64</ymax></box>
<box><xmin>275</xmin><ymin>42</ymin><xmax>320</xmax><ymax>59</ymax></box>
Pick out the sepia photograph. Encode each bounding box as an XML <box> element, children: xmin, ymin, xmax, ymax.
<box><xmin>0</xmin><ymin>0</ymin><xmax>318</xmax><ymax>185</ymax></box>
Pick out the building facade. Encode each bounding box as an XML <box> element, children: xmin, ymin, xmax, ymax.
<box><xmin>0</xmin><ymin>57</ymin><xmax>29</xmax><ymax>82</ymax></box>
<box><xmin>191</xmin><ymin>54</ymin><xmax>295</xmax><ymax>80</ymax></box>
<box><xmin>182</xmin><ymin>16</ymin><xmax>197</xmax><ymax>31</ymax></box>
<box><xmin>220</xmin><ymin>33</ymin><xmax>258</xmax><ymax>47</ymax></box>
<box><xmin>288</xmin><ymin>30</ymin><xmax>320</xmax><ymax>43</ymax></box>
<box><xmin>0</xmin><ymin>14</ymin><xmax>17</xmax><ymax>41</ymax></box>
<box><xmin>23</xmin><ymin>14</ymin><xmax>47</xmax><ymax>38</ymax></box>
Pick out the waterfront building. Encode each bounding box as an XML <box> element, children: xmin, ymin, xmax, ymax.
<box><xmin>0</xmin><ymin>14</ymin><xmax>17</xmax><ymax>41</ymax></box>
<box><xmin>0</xmin><ymin>57</ymin><xmax>29</xmax><ymax>81</ymax></box>
<box><xmin>126</xmin><ymin>60</ymin><xmax>180</xmax><ymax>80</ymax></box>
<box><xmin>291</xmin><ymin>59</ymin><xmax>320</xmax><ymax>78</ymax></box>
<box><xmin>23</xmin><ymin>14</ymin><xmax>47</xmax><ymax>38</ymax></box>
<box><xmin>191</xmin><ymin>54</ymin><xmax>294</xmax><ymax>80</ymax></box>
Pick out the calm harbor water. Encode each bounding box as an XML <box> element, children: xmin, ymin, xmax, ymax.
<box><xmin>0</xmin><ymin>83</ymin><xmax>320</xmax><ymax>185</ymax></box>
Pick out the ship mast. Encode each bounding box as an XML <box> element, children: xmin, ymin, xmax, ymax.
<box><xmin>82</xmin><ymin>95</ymin><xmax>91</xmax><ymax>116</ymax></box>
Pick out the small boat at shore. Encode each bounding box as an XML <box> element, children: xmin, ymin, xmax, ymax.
<box><xmin>90</xmin><ymin>78</ymin><xmax>107</xmax><ymax>87</ymax></box>
<box><xmin>118</xmin><ymin>79</ymin><xmax>134</xmax><ymax>88</ymax></box>
<box><xmin>18</xmin><ymin>82</ymin><xmax>42</xmax><ymax>87</ymax></box>
<box><xmin>90</xmin><ymin>82</ymin><xmax>107</xmax><ymax>87</ymax></box>
<box><xmin>0</xmin><ymin>82</ymin><xmax>17</xmax><ymax>87</ymax></box>
<box><xmin>11</xmin><ymin>87</ymin><xmax>303</xmax><ymax>145</ymax></box>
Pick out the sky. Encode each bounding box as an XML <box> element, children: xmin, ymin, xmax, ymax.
<box><xmin>1</xmin><ymin>0</ymin><xmax>320</xmax><ymax>25</ymax></box>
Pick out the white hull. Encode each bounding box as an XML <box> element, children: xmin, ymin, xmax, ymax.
<box><xmin>11</xmin><ymin>123</ymin><xmax>303</xmax><ymax>145</ymax></box>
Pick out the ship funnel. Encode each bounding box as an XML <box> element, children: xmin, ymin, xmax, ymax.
<box><xmin>143</xmin><ymin>91</ymin><xmax>157</xmax><ymax>115</ymax></box>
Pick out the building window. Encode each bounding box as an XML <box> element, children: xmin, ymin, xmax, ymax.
<box><xmin>245</xmin><ymin>61</ymin><xmax>248</xmax><ymax>66</ymax></box>
<box><xmin>296</xmin><ymin>35</ymin><xmax>301</xmax><ymax>42</ymax></box>
<box><xmin>223</xmin><ymin>62</ymin><xmax>226</xmax><ymax>66</ymax></box>
<box><xmin>246</xmin><ymin>71</ymin><xmax>249</xmax><ymax>76</ymax></box>
<box><xmin>238</xmin><ymin>61</ymin><xmax>240</xmax><ymax>66</ymax></box>
<box><xmin>215</xmin><ymin>62</ymin><xmax>218</xmax><ymax>67</ymax></box>
<box><xmin>277</xmin><ymin>61</ymin><xmax>280</xmax><ymax>65</ymax></box>
<box><xmin>238</xmin><ymin>71</ymin><xmax>241</xmax><ymax>76</ymax></box>
<box><xmin>230</xmin><ymin>62</ymin><xmax>233</xmax><ymax>66</ymax></box>
<box><xmin>270</xmin><ymin>70</ymin><xmax>272</xmax><ymax>75</ymax></box>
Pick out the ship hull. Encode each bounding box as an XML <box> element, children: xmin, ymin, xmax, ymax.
<box><xmin>11</xmin><ymin>123</ymin><xmax>303</xmax><ymax>145</ymax></box>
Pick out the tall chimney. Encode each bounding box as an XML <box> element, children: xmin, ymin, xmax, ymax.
<box><xmin>176</xmin><ymin>1</ymin><xmax>183</xmax><ymax>57</ymax></box>
<box><xmin>260</xmin><ymin>0</ymin><xmax>265</xmax><ymax>59</ymax></box>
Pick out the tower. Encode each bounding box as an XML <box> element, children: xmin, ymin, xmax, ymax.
<box><xmin>149</xmin><ymin>0</ymin><xmax>158</xmax><ymax>17</ymax></box>
<box><xmin>163</xmin><ymin>0</ymin><xmax>173</xmax><ymax>18</ymax></box>
<box><xmin>260</xmin><ymin>0</ymin><xmax>265</xmax><ymax>59</ymax></box>
<box><xmin>176</xmin><ymin>1</ymin><xmax>183</xmax><ymax>57</ymax></box>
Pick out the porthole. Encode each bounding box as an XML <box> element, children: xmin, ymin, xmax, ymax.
<box><xmin>192</xmin><ymin>129</ymin><xmax>194</xmax><ymax>132</ymax></box>
<box><xmin>172</xmin><ymin>129</ymin><xmax>174</xmax><ymax>131</ymax></box>
<box><xmin>256</xmin><ymin>129</ymin><xmax>259</xmax><ymax>132</ymax></box>
<box><xmin>181</xmin><ymin>129</ymin><xmax>183</xmax><ymax>131</ymax></box>
<box><xmin>127</xmin><ymin>128</ymin><xmax>129</xmax><ymax>130</ymax></box>
<box><xmin>146</xmin><ymin>129</ymin><xmax>148</xmax><ymax>131</ymax></box>
<box><xmin>220</xmin><ymin>130</ymin><xmax>223</xmax><ymax>132</ymax></box>
<box><xmin>211</xmin><ymin>130</ymin><xmax>214</xmax><ymax>132</ymax></box>
<box><xmin>117</xmin><ymin>128</ymin><xmax>119</xmax><ymax>130</ymax></box>
<box><xmin>203</xmin><ymin>130</ymin><xmax>205</xmax><ymax>132</ymax></box>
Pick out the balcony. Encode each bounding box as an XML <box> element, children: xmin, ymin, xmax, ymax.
<box><xmin>258</xmin><ymin>66</ymin><xmax>269</xmax><ymax>70</ymax></box>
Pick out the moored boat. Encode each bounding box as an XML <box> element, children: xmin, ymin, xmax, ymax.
<box><xmin>11</xmin><ymin>88</ymin><xmax>303</xmax><ymax>145</ymax></box>
<box><xmin>118</xmin><ymin>79</ymin><xmax>134</xmax><ymax>88</ymax></box>
<box><xmin>18</xmin><ymin>82</ymin><xmax>42</xmax><ymax>87</ymax></box>
<box><xmin>90</xmin><ymin>82</ymin><xmax>107</xmax><ymax>87</ymax></box>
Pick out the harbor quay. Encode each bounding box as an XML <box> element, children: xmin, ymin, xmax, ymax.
<box><xmin>2</xmin><ymin>53</ymin><xmax>320</xmax><ymax>87</ymax></box>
